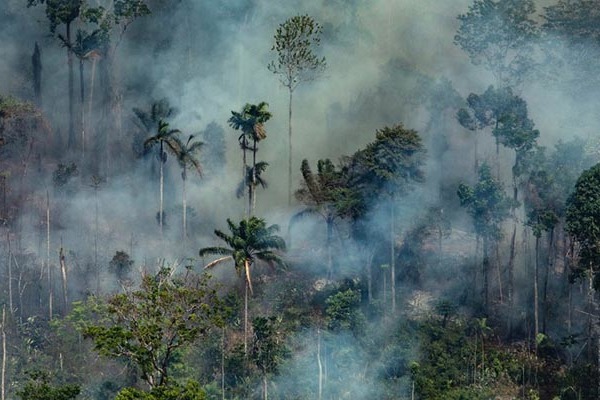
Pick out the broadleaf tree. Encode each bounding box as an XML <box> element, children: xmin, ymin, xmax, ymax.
<box><xmin>269</xmin><ymin>15</ymin><xmax>326</xmax><ymax>205</ymax></box>
<box><xmin>83</xmin><ymin>267</ymin><xmax>223</xmax><ymax>390</ymax></box>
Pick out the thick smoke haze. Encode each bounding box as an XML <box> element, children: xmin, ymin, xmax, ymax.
<box><xmin>2</xmin><ymin>0</ymin><xmax>600</xmax><ymax>398</ymax></box>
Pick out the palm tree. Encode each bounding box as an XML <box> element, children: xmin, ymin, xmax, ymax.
<box><xmin>165</xmin><ymin>134</ymin><xmax>203</xmax><ymax>240</ymax></box>
<box><xmin>199</xmin><ymin>217</ymin><xmax>286</xmax><ymax>354</ymax></box>
<box><xmin>144</xmin><ymin>120</ymin><xmax>180</xmax><ymax>237</ymax></box>
<box><xmin>236</xmin><ymin>161</ymin><xmax>269</xmax><ymax>215</ymax></box>
<box><xmin>228</xmin><ymin>102</ymin><xmax>272</xmax><ymax>216</ymax></box>
<box><xmin>292</xmin><ymin>159</ymin><xmax>345</xmax><ymax>279</ymax></box>
<box><xmin>60</xmin><ymin>29</ymin><xmax>102</xmax><ymax>166</ymax></box>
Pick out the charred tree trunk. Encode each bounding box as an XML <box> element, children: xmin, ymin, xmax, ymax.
<box><xmin>483</xmin><ymin>236</ymin><xmax>490</xmax><ymax>313</ymax></box>
<box><xmin>534</xmin><ymin>234</ymin><xmax>540</xmax><ymax>351</ymax></box>
<box><xmin>251</xmin><ymin>140</ymin><xmax>257</xmax><ymax>216</ymax></box>
<box><xmin>542</xmin><ymin>228</ymin><xmax>554</xmax><ymax>334</ymax></box>
<box><xmin>67</xmin><ymin>21</ymin><xmax>75</xmax><ymax>150</ymax></box>
<box><xmin>1</xmin><ymin>305</ymin><xmax>5</xmax><ymax>400</ymax></box>
<box><xmin>80</xmin><ymin>57</ymin><xmax>85</xmax><ymax>168</ymax></box>
<box><xmin>59</xmin><ymin>246</ymin><xmax>68</xmax><ymax>313</ymax></box>
<box><xmin>391</xmin><ymin>199</ymin><xmax>396</xmax><ymax>314</ymax></box>
<box><xmin>182</xmin><ymin>168</ymin><xmax>187</xmax><ymax>241</ymax></box>
<box><xmin>326</xmin><ymin>217</ymin><xmax>333</xmax><ymax>279</ymax></box>
<box><xmin>6</xmin><ymin>233</ymin><xmax>13</xmax><ymax>316</ymax></box>
<box><xmin>32</xmin><ymin>42</ymin><xmax>42</xmax><ymax>107</ymax></box>
<box><xmin>46</xmin><ymin>190</ymin><xmax>52</xmax><ymax>320</ymax></box>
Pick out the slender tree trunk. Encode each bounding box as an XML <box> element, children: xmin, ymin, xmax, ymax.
<box><xmin>88</xmin><ymin>57</ymin><xmax>97</xmax><ymax>167</ymax></box>
<box><xmin>507</xmin><ymin>223</ymin><xmax>516</xmax><ymax>305</ymax></box>
<box><xmin>495</xmin><ymin>243</ymin><xmax>503</xmax><ymax>303</ymax></box>
<box><xmin>59</xmin><ymin>247</ymin><xmax>68</xmax><ymax>313</ymax></box>
<box><xmin>221</xmin><ymin>327</ymin><xmax>225</xmax><ymax>400</ymax></box>
<box><xmin>242</xmin><ymin>139</ymin><xmax>248</xmax><ymax>218</ymax></box>
<box><xmin>317</xmin><ymin>327</ymin><xmax>323</xmax><ymax>400</ymax></box>
<box><xmin>1</xmin><ymin>305</ymin><xmax>5</xmax><ymax>400</ymax></box>
<box><xmin>46</xmin><ymin>191</ymin><xmax>52</xmax><ymax>320</ymax></box>
<box><xmin>94</xmin><ymin>187</ymin><xmax>99</xmax><ymax>294</ymax></box>
<box><xmin>263</xmin><ymin>374</ymin><xmax>268</xmax><ymax>400</ymax></box>
<box><xmin>244</xmin><ymin>281</ymin><xmax>248</xmax><ymax>354</ymax></box>
<box><xmin>32</xmin><ymin>42</ymin><xmax>42</xmax><ymax>107</ymax></box>
<box><xmin>67</xmin><ymin>22</ymin><xmax>75</xmax><ymax>150</ymax></box>
<box><xmin>251</xmin><ymin>140</ymin><xmax>257</xmax><ymax>216</ymax></box>
<box><xmin>507</xmin><ymin>165</ymin><xmax>519</xmax><ymax>307</ymax></box>
<box><xmin>182</xmin><ymin>172</ymin><xmax>187</xmax><ymax>241</ymax></box>
<box><xmin>326</xmin><ymin>218</ymin><xmax>333</xmax><ymax>279</ymax></box>
<box><xmin>542</xmin><ymin>229</ymin><xmax>554</xmax><ymax>334</ymax></box>
<box><xmin>391</xmin><ymin>199</ymin><xmax>396</xmax><ymax>314</ymax></box>
<box><xmin>159</xmin><ymin>142</ymin><xmax>164</xmax><ymax>238</ymax></box>
<box><xmin>288</xmin><ymin>89</ymin><xmax>293</xmax><ymax>206</ymax></box>
<box><xmin>78</xmin><ymin>58</ymin><xmax>87</xmax><ymax>173</ymax></box>
<box><xmin>483</xmin><ymin>236</ymin><xmax>489</xmax><ymax>312</ymax></box>
<box><xmin>534</xmin><ymin>234</ymin><xmax>540</xmax><ymax>351</ymax></box>
<box><xmin>6</xmin><ymin>233</ymin><xmax>12</xmax><ymax>315</ymax></box>
<box><xmin>366</xmin><ymin>247</ymin><xmax>374</xmax><ymax>304</ymax></box>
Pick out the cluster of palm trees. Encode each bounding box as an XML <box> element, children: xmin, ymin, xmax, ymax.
<box><xmin>228</xmin><ymin>101</ymin><xmax>272</xmax><ymax>216</ymax></box>
<box><xmin>134</xmin><ymin>99</ymin><xmax>203</xmax><ymax>240</ymax></box>
<box><xmin>134</xmin><ymin>99</ymin><xmax>288</xmax><ymax>361</ymax></box>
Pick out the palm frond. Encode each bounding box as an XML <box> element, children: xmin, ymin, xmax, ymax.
<box><xmin>203</xmin><ymin>255</ymin><xmax>233</xmax><ymax>269</ymax></box>
<box><xmin>256</xmin><ymin>251</ymin><xmax>286</xmax><ymax>270</ymax></box>
<box><xmin>199</xmin><ymin>247</ymin><xmax>233</xmax><ymax>257</ymax></box>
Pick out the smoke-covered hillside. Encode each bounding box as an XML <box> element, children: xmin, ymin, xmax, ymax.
<box><xmin>2</xmin><ymin>0</ymin><xmax>600</xmax><ymax>399</ymax></box>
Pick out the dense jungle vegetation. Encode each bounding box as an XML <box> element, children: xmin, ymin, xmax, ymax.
<box><xmin>3</xmin><ymin>0</ymin><xmax>600</xmax><ymax>399</ymax></box>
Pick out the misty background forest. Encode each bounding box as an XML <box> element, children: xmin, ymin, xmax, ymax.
<box><xmin>4</xmin><ymin>0</ymin><xmax>600</xmax><ymax>399</ymax></box>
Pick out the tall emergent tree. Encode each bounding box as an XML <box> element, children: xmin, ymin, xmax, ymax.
<box><xmin>455</xmin><ymin>0</ymin><xmax>538</xmax><ymax>87</ymax></box>
<box><xmin>458</xmin><ymin>163</ymin><xmax>512</xmax><ymax>312</ymax></box>
<box><xmin>228</xmin><ymin>102</ymin><xmax>272</xmax><ymax>215</ymax></box>
<box><xmin>349</xmin><ymin>124</ymin><xmax>426</xmax><ymax>313</ymax></box>
<box><xmin>459</xmin><ymin>85</ymin><xmax>539</xmax><ymax>307</ymax></box>
<box><xmin>292</xmin><ymin>158</ymin><xmax>348</xmax><ymax>279</ymax></box>
<box><xmin>199</xmin><ymin>217</ymin><xmax>286</xmax><ymax>354</ymax></box>
<box><xmin>542</xmin><ymin>0</ymin><xmax>600</xmax><ymax>91</ymax></box>
<box><xmin>84</xmin><ymin>268</ymin><xmax>223</xmax><ymax>390</ymax></box>
<box><xmin>251</xmin><ymin>316</ymin><xmax>287</xmax><ymax>400</ymax></box>
<box><xmin>269</xmin><ymin>15</ymin><xmax>326</xmax><ymax>205</ymax></box>
<box><xmin>144</xmin><ymin>120</ymin><xmax>180</xmax><ymax>237</ymax></box>
<box><xmin>27</xmin><ymin>0</ymin><xmax>84</xmax><ymax>149</ymax></box>
<box><xmin>566</xmin><ymin>162</ymin><xmax>600</xmax><ymax>395</ymax></box>
<box><xmin>166</xmin><ymin>134</ymin><xmax>203</xmax><ymax>240</ymax></box>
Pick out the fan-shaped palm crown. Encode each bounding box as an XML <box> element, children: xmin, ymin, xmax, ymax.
<box><xmin>199</xmin><ymin>217</ymin><xmax>286</xmax><ymax>293</ymax></box>
<box><xmin>228</xmin><ymin>102</ymin><xmax>272</xmax><ymax>146</ymax></box>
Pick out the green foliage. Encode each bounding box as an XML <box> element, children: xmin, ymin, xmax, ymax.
<box><xmin>347</xmin><ymin>124</ymin><xmax>426</xmax><ymax>209</ymax></box>
<box><xmin>458</xmin><ymin>85</ymin><xmax>539</xmax><ymax>176</ymax></box>
<box><xmin>84</xmin><ymin>268</ymin><xmax>223</xmax><ymax>388</ymax></box>
<box><xmin>268</xmin><ymin>15</ymin><xmax>326</xmax><ymax>91</ymax></box>
<box><xmin>455</xmin><ymin>0</ymin><xmax>538</xmax><ymax>85</ymax></box>
<box><xmin>0</xmin><ymin>95</ymin><xmax>38</xmax><ymax>117</ymax></box>
<box><xmin>566</xmin><ymin>163</ymin><xmax>600</xmax><ymax>287</ymax></box>
<box><xmin>115</xmin><ymin>380</ymin><xmax>206</xmax><ymax>400</ymax></box>
<box><xmin>27</xmin><ymin>0</ymin><xmax>83</xmax><ymax>33</ymax></box>
<box><xmin>199</xmin><ymin>217</ymin><xmax>286</xmax><ymax>291</ymax></box>
<box><xmin>325</xmin><ymin>288</ymin><xmax>365</xmax><ymax>335</ymax></box>
<box><xmin>16</xmin><ymin>370</ymin><xmax>80</xmax><ymax>400</ymax></box>
<box><xmin>458</xmin><ymin>163</ymin><xmax>512</xmax><ymax>240</ymax></box>
<box><xmin>165</xmin><ymin>134</ymin><xmax>203</xmax><ymax>180</ymax></box>
<box><xmin>108</xmin><ymin>250</ymin><xmax>134</xmax><ymax>281</ymax></box>
<box><xmin>251</xmin><ymin>316</ymin><xmax>288</xmax><ymax>376</ymax></box>
<box><xmin>228</xmin><ymin>102</ymin><xmax>272</xmax><ymax>146</ymax></box>
<box><xmin>53</xmin><ymin>162</ymin><xmax>78</xmax><ymax>188</ymax></box>
<box><xmin>236</xmin><ymin>162</ymin><xmax>269</xmax><ymax>198</ymax></box>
